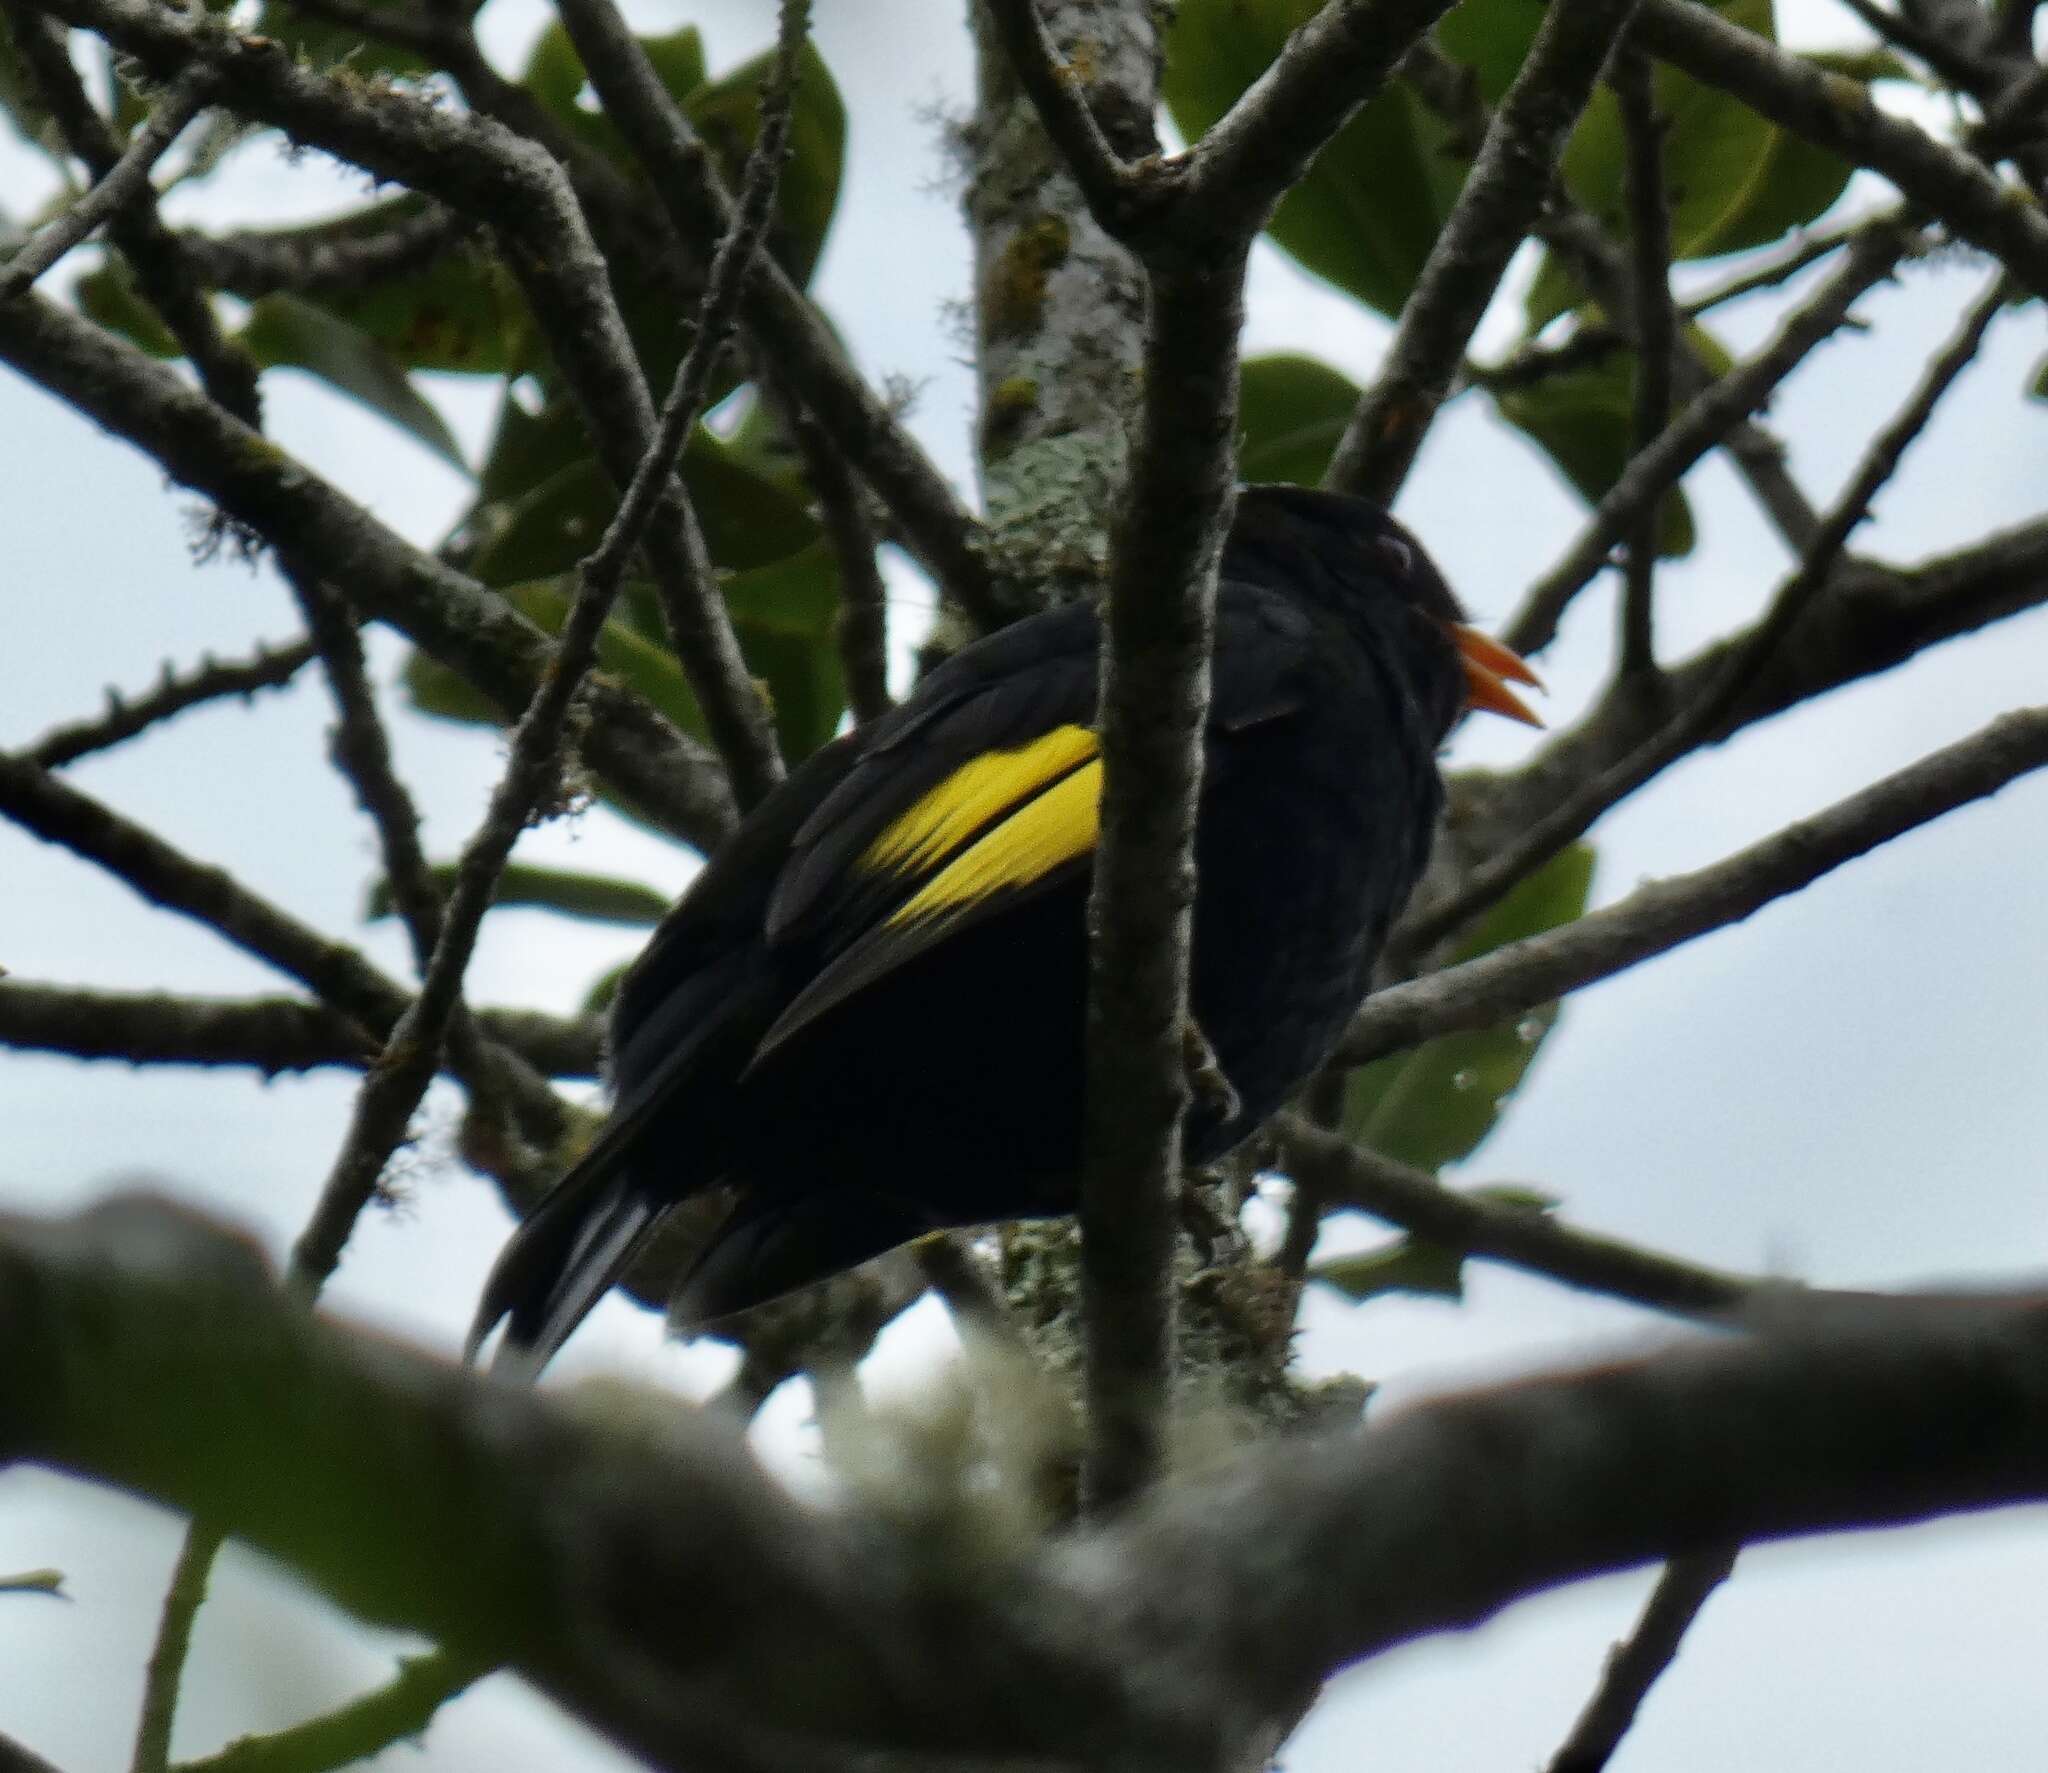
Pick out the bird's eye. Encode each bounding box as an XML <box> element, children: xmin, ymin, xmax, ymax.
<box><xmin>1376</xmin><ymin>536</ymin><xmax>1415</xmax><ymax>576</ymax></box>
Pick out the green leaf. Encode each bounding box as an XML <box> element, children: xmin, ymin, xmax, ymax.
<box><xmin>721</xmin><ymin>542</ymin><xmax>847</xmax><ymax>760</ymax></box>
<box><xmin>1310</xmin><ymin>1237</ymin><xmax>1467</xmax><ymax>1303</ymax></box>
<box><xmin>1802</xmin><ymin>46</ymin><xmax>1916</xmax><ymax>84</ymax></box>
<box><xmin>1309</xmin><ymin>1186</ymin><xmax>1559</xmax><ymax>1304</ymax></box>
<box><xmin>364</xmin><ymin>861</ymin><xmax>669</xmax><ymax>926</ymax></box>
<box><xmin>685</xmin><ymin>39</ymin><xmax>846</xmax><ymax>289</ymax></box>
<box><xmin>253</xmin><ymin>0</ymin><xmax>433</xmax><ymax>77</ymax></box>
<box><xmin>74</xmin><ymin>257</ymin><xmax>183</xmax><ymax>357</ymax></box>
<box><xmin>521</xmin><ymin>24</ymin><xmax>842</xmax><ymax>287</ymax></box>
<box><xmin>1164</xmin><ymin>0</ymin><xmax>1468</xmax><ymax>315</ymax></box>
<box><xmin>523</xmin><ymin>20</ymin><xmax>662</xmax><ymax>160</ymax></box>
<box><xmin>238</xmin><ymin>294</ymin><xmax>464</xmax><ymax>468</ymax></box>
<box><xmin>1435</xmin><ymin>0</ymin><xmax>1549</xmax><ymax>105</ymax></box>
<box><xmin>581</xmin><ymin>961</ymin><xmax>631</xmax><ymax>1017</ymax></box>
<box><xmin>1557</xmin><ymin>0</ymin><xmax>1852</xmax><ymax>267</ymax></box>
<box><xmin>403</xmin><ymin>546</ymin><xmax>846</xmax><ymax>767</ymax></box>
<box><xmin>1239</xmin><ymin>354</ymin><xmax>1361</xmax><ymax>487</ymax></box>
<box><xmin>0</xmin><ymin>27</ymin><xmax>61</xmax><ymax>159</ymax></box>
<box><xmin>1340</xmin><ymin>843</ymin><xmax>1596</xmax><ymax>1172</ymax></box>
<box><xmin>298</xmin><ymin>199</ymin><xmax>527</xmax><ymax>375</ymax></box>
<box><xmin>1495</xmin><ymin>355</ymin><xmax>1696</xmax><ymax>556</ymax></box>
<box><xmin>462</xmin><ymin>395</ymin><xmax>820</xmax><ymax>587</ymax></box>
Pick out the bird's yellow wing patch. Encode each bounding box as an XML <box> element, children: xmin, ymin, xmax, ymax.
<box><xmin>854</xmin><ymin>723</ymin><xmax>1102</xmax><ymax>924</ymax></box>
<box><xmin>888</xmin><ymin>756</ymin><xmax>1101</xmax><ymax>925</ymax></box>
<box><xmin>859</xmin><ymin>723</ymin><xmax>1099</xmax><ymax>876</ymax></box>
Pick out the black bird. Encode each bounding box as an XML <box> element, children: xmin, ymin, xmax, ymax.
<box><xmin>471</xmin><ymin>485</ymin><xmax>1540</xmax><ymax>1375</ymax></box>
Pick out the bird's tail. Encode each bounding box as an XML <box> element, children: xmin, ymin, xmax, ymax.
<box><xmin>468</xmin><ymin>1124</ymin><xmax>665</xmax><ymax>1382</ymax></box>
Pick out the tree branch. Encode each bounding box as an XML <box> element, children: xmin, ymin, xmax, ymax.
<box><xmin>1543</xmin><ymin>1547</ymin><xmax>1738</xmax><ymax>1773</ymax></box>
<box><xmin>1074</xmin><ymin>202</ymin><xmax>1241</xmax><ymax>1517</ymax></box>
<box><xmin>24</xmin><ymin>642</ymin><xmax>313</xmax><ymax>769</ymax></box>
<box><xmin>171</xmin><ymin>1650</ymin><xmax>485</xmax><ymax>1773</ymax></box>
<box><xmin>1326</xmin><ymin>0</ymin><xmax>1642</xmax><ymax>499</ymax></box>
<box><xmin>1613</xmin><ymin>47</ymin><xmax>1672</xmax><ymax>681</ymax></box>
<box><xmin>0</xmin><ymin>63</ymin><xmax>215</xmax><ymax>297</ymax></box>
<box><xmin>13</xmin><ymin>1197</ymin><xmax>2048</xmax><ymax>1770</ymax></box>
<box><xmin>549</xmin><ymin>0</ymin><xmax>994</xmax><ymax>625</ymax></box>
<box><xmin>1276</xmin><ymin>1114</ymin><xmax>1757</xmax><ymax>1317</ymax></box>
<box><xmin>783</xmin><ymin>392</ymin><xmax>894</xmax><ymax>724</ymax></box>
<box><xmin>1420</xmin><ymin>260</ymin><xmax>2014</xmax><ymax>950</ymax></box>
<box><xmin>979</xmin><ymin>0</ymin><xmax>1152</xmax><ymax>235</ymax></box>
<box><xmin>1634</xmin><ymin>0</ymin><xmax>2048</xmax><ymax>298</ymax></box>
<box><xmin>1357</xmin><ymin>703</ymin><xmax>2048</xmax><ymax>1067</ymax></box>
<box><xmin>0</xmin><ymin>289</ymin><xmax>737</xmax><ymax>850</ymax></box>
<box><xmin>1</xmin><ymin>1</ymin><xmax>260</xmax><ymax>423</ymax></box>
<box><xmin>1504</xmin><ymin>220</ymin><xmax>1912</xmax><ymax>657</ymax></box>
<box><xmin>0</xmin><ymin>981</ymin><xmax>600</xmax><ymax>1077</ymax></box>
<box><xmin>1178</xmin><ymin>0</ymin><xmax>1461</xmax><ymax>239</ymax></box>
<box><xmin>172</xmin><ymin>202</ymin><xmax>477</xmax><ymax>302</ymax></box>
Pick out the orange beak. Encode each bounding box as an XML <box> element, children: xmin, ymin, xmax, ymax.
<box><xmin>1452</xmin><ymin>625</ymin><xmax>1544</xmax><ymax>727</ymax></box>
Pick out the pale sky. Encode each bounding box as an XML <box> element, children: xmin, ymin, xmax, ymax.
<box><xmin>4</xmin><ymin>3</ymin><xmax>2048</xmax><ymax>1769</ymax></box>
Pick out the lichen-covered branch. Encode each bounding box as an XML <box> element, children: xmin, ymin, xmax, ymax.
<box><xmin>12</xmin><ymin>1198</ymin><xmax>2048</xmax><ymax>1769</ymax></box>
<box><xmin>968</xmin><ymin>0</ymin><xmax>1157</xmax><ymax>614</ymax></box>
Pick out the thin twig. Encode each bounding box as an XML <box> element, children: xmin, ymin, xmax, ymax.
<box><xmin>1418</xmin><ymin>263</ymin><xmax>2011</xmax><ymax>953</ymax></box>
<box><xmin>171</xmin><ymin>1649</ymin><xmax>487</xmax><ymax>1773</ymax></box>
<box><xmin>787</xmin><ymin>397</ymin><xmax>894</xmax><ymax>723</ymax></box>
<box><xmin>289</xmin><ymin>0</ymin><xmax>813</xmax><ymax>1300</ymax></box>
<box><xmin>1614</xmin><ymin>48</ymin><xmax>1672</xmax><ymax>681</ymax></box>
<box><xmin>1326</xmin><ymin>0</ymin><xmax>1641</xmax><ymax>498</ymax></box>
<box><xmin>629</xmin><ymin>0</ymin><xmax>811</xmax><ymax>776</ymax></box>
<box><xmin>1178</xmin><ymin>0</ymin><xmax>1461</xmax><ymax>240</ymax></box>
<box><xmin>0</xmin><ymin>4</ymin><xmax>259</xmax><ymax>423</ymax></box>
<box><xmin>288</xmin><ymin>570</ymin><xmax>558</xmax><ymax>1143</ymax></box>
<box><xmin>1276</xmin><ymin>1113</ymin><xmax>1757</xmax><ymax>1317</ymax></box>
<box><xmin>1348</xmin><ymin>703</ymin><xmax>2048</xmax><ymax>1067</ymax></box>
<box><xmin>1544</xmin><ymin>1548</ymin><xmax>1740</xmax><ymax>1773</ymax></box>
<box><xmin>0</xmin><ymin>980</ymin><xmax>600</xmax><ymax>1077</ymax></box>
<box><xmin>129</xmin><ymin>1522</ymin><xmax>223</xmax><ymax>1773</ymax></box>
<box><xmin>1389</xmin><ymin>34</ymin><xmax>1823</xmax><ymax>560</ymax></box>
<box><xmin>0</xmin><ymin>290</ymin><xmax>737</xmax><ymax>848</ymax></box>
<box><xmin>0</xmin><ymin>64</ymin><xmax>214</xmax><ymax>297</ymax></box>
<box><xmin>1679</xmin><ymin>223</ymin><xmax>1859</xmax><ymax>316</ymax></box>
<box><xmin>1833</xmin><ymin>0</ymin><xmax>1985</xmax><ymax>86</ymax></box>
<box><xmin>25</xmin><ymin>642</ymin><xmax>313</xmax><ymax>768</ymax></box>
<box><xmin>549</xmin><ymin>0</ymin><xmax>995</xmax><ymax>625</ymax></box>
<box><xmin>1633</xmin><ymin>0</ymin><xmax>2048</xmax><ymax>298</ymax></box>
<box><xmin>0</xmin><ymin>749</ymin><xmax>572</xmax><ymax>1143</ymax></box>
<box><xmin>1503</xmin><ymin>221</ymin><xmax>1911</xmax><ymax>658</ymax></box>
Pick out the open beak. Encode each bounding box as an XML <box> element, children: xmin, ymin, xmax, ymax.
<box><xmin>1452</xmin><ymin>625</ymin><xmax>1544</xmax><ymax>728</ymax></box>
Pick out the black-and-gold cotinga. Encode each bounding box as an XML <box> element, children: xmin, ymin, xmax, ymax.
<box><xmin>471</xmin><ymin>485</ymin><xmax>1541</xmax><ymax>1375</ymax></box>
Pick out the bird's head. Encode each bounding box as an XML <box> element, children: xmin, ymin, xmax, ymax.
<box><xmin>1225</xmin><ymin>484</ymin><xmax>1543</xmax><ymax>731</ymax></box>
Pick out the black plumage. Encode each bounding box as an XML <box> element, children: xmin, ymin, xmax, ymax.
<box><xmin>470</xmin><ymin>485</ymin><xmax>1538</xmax><ymax>1374</ymax></box>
